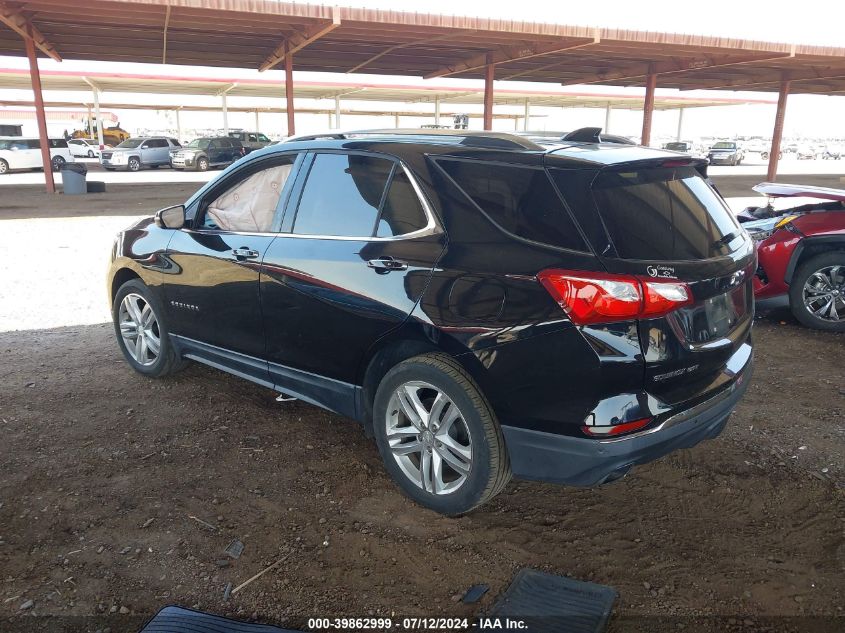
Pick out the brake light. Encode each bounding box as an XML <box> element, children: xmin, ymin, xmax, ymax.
<box><xmin>537</xmin><ymin>269</ymin><xmax>692</xmax><ymax>325</ymax></box>
<box><xmin>581</xmin><ymin>417</ymin><xmax>652</xmax><ymax>437</ymax></box>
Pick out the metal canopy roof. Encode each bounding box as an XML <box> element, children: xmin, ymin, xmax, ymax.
<box><xmin>0</xmin><ymin>68</ymin><xmax>776</xmax><ymax>110</ymax></box>
<box><xmin>1</xmin><ymin>0</ymin><xmax>845</xmax><ymax>95</ymax></box>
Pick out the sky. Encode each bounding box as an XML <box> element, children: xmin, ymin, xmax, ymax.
<box><xmin>2</xmin><ymin>0</ymin><xmax>845</xmax><ymax>140</ymax></box>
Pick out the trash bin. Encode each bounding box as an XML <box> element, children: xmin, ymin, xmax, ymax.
<box><xmin>60</xmin><ymin>162</ymin><xmax>88</xmax><ymax>195</ymax></box>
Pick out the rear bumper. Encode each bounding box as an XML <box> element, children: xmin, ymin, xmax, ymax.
<box><xmin>501</xmin><ymin>354</ymin><xmax>753</xmax><ymax>486</ymax></box>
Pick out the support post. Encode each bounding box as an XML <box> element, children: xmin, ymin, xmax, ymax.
<box><xmin>93</xmin><ymin>87</ymin><xmax>104</xmax><ymax>146</ymax></box>
<box><xmin>676</xmin><ymin>107</ymin><xmax>685</xmax><ymax>142</ymax></box>
<box><xmin>284</xmin><ymin>42</ymin><xmax>295</xmax><ymax>135</ymax></box>
<box><xmin>334</xmin><ymin>95</ymin><xmax>341</xmax><ymax>129</ymax></box>
<box><xmin>434</xmin><ymin>96</ymin><xmax>440</xmax><ymax>126</ymax></box>
<box><xmin>25</xmin><ymin>30</ymin><xmax>54</xmax><ymax>193</ymax></box>
<box><xmin>767</xmin><ymin>78</ymin><xmax>790</xmax><ymax>182</ymax></box>
<box><xmin>394</xmin><ymin>113</ymin><xmax>400</xmax><ymax>128</ymax></box>
<box><xmin>605</xmin><ymin>103</ymin><xmax>612</xmax><ymax>133</ymax></box>
<box><xmin>640</xmin><ymin>70</ymin><xmax>657</xmax><ymax>146</ymax></box>
<box><xmin>221</xmin><ymin>92</ymin><xmax>229</xmax><ymax>135</ymax></box>
<box><xmin>483</xmin><ymin>53</ymin><xmax>494</xmax><ymax>131</ymax></box>
<box><xmin>175</xmin><ymin>108</ymin><xmax>181</xmax><ymax>143</ymax></box>
<box><xmin>254</xmin><ymin>110</ymin><xmax>260</xmax><ymax>132</ymax></box>
<box><xmin>523</xmin><ymin>98</ymin><xmax>530</xmax><ymax>131</ymax></box>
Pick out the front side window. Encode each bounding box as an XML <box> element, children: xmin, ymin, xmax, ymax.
<box><xmin>203</xmin><ymin>155</ymin><xmax>297</xmax><ymax>233</ymax></box>
<box><xmin>257</xmin><ymin>134</ymin><xmax>270</xmax><ymax>143</ymax></box>
<box><xmin>293</xmin><ymin>153</ymin><xmax>393</xmax><ymax>237</ymax></box>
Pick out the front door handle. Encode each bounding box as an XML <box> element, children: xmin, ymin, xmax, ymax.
<box><xmin>233</xmin><ymin>247</ymin><xmax>260</xmax><ymax>260</ymax></box>
<box><xmin>367</xmin><ymin>256</ymin><xmax>408</xmax><ymax>273</ymax></box>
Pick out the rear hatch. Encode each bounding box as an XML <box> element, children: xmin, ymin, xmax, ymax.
<box><xmin>588</xmin><ymin>162</ymin><xmax>755</xmax><ymax>403</ymax></box>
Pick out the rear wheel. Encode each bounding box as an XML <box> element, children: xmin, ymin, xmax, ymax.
<box><xmin>87</xmin><ymin>150</ymin><xmax>95</xmax><ymax>158</ymax></box>
<box><xmin>789</xmin><ymin>252</ymin><xmax>845</xmax><ymax>332</ymax></box>
<box><xmin>0</xmin><ymin>159</ymin><xmax>8</xmax><ymax>174</ymax></box>
<box><xmin>112</xmin><ymin>279</ymin><xmax>187</xmax><ymax>377</ymax></box>
<box><xmin>373</xmin><ymin>353</ymin><xmax>511</xmax><ymax>515</ymax></box>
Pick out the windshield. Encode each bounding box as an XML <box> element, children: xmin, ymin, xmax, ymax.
<box><xmin>116</xmin><ymin>139</ymin><xmax>143</xmax><ymax>149</ymax></box>
<box><xmin>712</xmin><ymin>142</ymin><xmax>736</xmax><ymax>150</ymax></box>
<box><xmin>665</xmin><ymin>142</ymin><xmax>688</xmax><ymax>151</ymax></box>
<box><xmin>185</xmin><ymin>139</ymin><xmax>211</xmax><ymax>149</ymax></box>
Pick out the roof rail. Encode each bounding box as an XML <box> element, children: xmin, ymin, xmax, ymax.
<box><xmin>343</xmin><ymin>128</ymin><xmax>544</xmax><ymax>150</ymax></box>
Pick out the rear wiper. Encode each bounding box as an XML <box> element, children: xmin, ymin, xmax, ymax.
<box><xmin>712</xmin><ymin>231</ymin><xmax>741</xmax><ymax>248</ymax></box>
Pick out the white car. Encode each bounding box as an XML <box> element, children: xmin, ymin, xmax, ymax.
<box><xmin>67</xmin><ymin>138</ymin><xmax>104</xmax><ymax>158</ymax></box>
<box><xmin>0</xmin><ymin>137</ymin><xmax>75</xmax><ymax>174</ymax></box>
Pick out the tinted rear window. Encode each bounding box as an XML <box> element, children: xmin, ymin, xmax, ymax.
<box><xmin>591</xmin><ymin>166</ymin><xmax>742</xmax><ymax>261</ymax></box>
<box><xmin>436</xmin><ymin>158</ymin><xmax>587</xmax><ymax>251</ymax></box>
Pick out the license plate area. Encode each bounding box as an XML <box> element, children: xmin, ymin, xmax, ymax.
<box><xmin>670</xmin><ymin>282</ymin><xmax>751</xmax><ymax>345</ymax></box>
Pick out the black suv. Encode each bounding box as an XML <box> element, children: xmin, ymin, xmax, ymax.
<box><xmin>108</xmin><ymin>130</ymin><xmax>754</xmax><ymax>515</ymax></box>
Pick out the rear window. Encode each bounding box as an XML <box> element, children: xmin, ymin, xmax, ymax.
<box><xmin>591</xmin><ymin>166</ymin><xmax>742</xmax><ymax>261</ymax></box>
<box><xmin>435</xmin><ymin>158</ymin><xmax>587</xmax><ymax>251</ymax></box>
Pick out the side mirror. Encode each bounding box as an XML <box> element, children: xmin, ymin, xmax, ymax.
<box><xmin>140</xmin><ymin>144</ymin><xmax>149</xmax><ymax>149</ymax></box>
<box><xmin>155</xmin><ymin>204</ymin><xmax>185</xmax><ymax>229</ymax></box>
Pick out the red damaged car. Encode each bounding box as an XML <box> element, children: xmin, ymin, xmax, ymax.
<box><xmin>739</xmin><ymin>183</ymin><xmax>845</xmax><ymax>331</ymax></box>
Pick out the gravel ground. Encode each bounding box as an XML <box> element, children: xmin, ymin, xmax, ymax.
<box><xmin>0</xmin><ymin>184</ymin><xmax>843</xmax><ymax>633</ymax></box>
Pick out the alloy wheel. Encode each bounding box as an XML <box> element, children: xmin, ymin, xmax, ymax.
<box><xmin>385</xmin><ymin>381</ymin><xmax>473</xmax><ymax>495</ymax></box>
<box><xmin>118</xmin><ymin>293</ymin><xmax>161</xmax><ymax>366</ymax></box>
<box><xmin>802</xmin><ymin>265</ymin><xmax>845</xmax><ymax>322</ymax></box>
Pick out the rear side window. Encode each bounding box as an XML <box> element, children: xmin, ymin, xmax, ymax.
<box><xmin>375</xmin><ymin>169</ymin><xmax>428</xmax><ymax>237</ymax></box>
<box><xmin>435</xmin><ymin>158</ymin><xmax>587</xmax><ymax>251</ymax></box>
<box><xmin>591</xmin><ymin>166</ymin><xmax>741</xmax><ymax>260</ymax></box>
<box><xmin>147</xmin><ymin>139</ymin><xmax>168</xmax><ymax>148</ymax></box>
<box><xmin>293</xmin><ymin>153</ymin><xmax>393</xmax><ymax>237</ymax></box>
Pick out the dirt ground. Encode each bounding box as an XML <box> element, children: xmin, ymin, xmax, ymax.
<box><xmin>0</xmin><ymin>182</ymin><xmax>843</xmax><ymax>633</ymax></box>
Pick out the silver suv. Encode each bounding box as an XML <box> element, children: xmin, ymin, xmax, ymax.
<box><xmin>101</xmin><ymin>137</ymin><xmax>181</xmax><ymax>171</ymax></box>
<box><xmin>227</xmin><ymin>131</ymin><xmax>271</xmax><ymax>154</ymax></box>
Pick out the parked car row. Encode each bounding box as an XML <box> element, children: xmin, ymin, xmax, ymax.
<box><xmin>0</xmin><ymin>137</ymin><xmax>74</xmax><ymax>174</ymax></box>
<box><xmin>98</xmin><ymin>132</ymin><xmax>270</xmax><ymax>172</ymax></box>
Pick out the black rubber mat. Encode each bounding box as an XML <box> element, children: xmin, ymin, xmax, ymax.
<box><xmin>140</xmin><ymin>606</ymin><xmax>302</xmax><ymax>633</ymax></box>
<box><xmin>487</xmin><ymin>569</ymin><xmax>617</xmax><ymax>633</ymax></box>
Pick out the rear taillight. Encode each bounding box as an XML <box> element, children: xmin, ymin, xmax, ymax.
<box><xmin>537</xmin><ymin>269</ymin><xmax>692</xmax><ymax>325</ymax></box>
<box><xmin>581</xmin><ymin>417</ymin><xmax>652</xmax><ymax>437</ymax></box>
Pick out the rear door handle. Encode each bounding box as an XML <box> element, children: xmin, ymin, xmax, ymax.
<box><xmin>233</xmin><ymin>247</ymin><xmax>260</xmax><ymax>260</ymax></box>
<box><xmin>367</xmin><ymin>256</ymin><xmax>408</xmax><ymax>273</ymax></box>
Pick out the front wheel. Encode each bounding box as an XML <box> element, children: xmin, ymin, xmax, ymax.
<box><xmin>196</xmin><ymin>156</ymin><xmax>209</xmax><ymax>172</ymax></box>
<box><xmin>112</xmin><ymin>279</ymin><xmax>187</xmax><ymax>377</ymax></box>
<box><xmin>127</xmin><ymin>157</ymin><xmax>141</xmax><ymax>172</ymax></box>
<box><xmin>789</xmin><ymin>252</ymin><xmax>845</xmax><ymax>332</ymax></box>
<box><xmin>87</xmin><ymin>150</ymin><xmax>95</xmax><ymax>158</ymax></box>
<box><xmin>0</xmin><ymin>159</ymin><xmax>8</xmax><ymax>174</ymax></box>
<box><xmin>373</xmin><ymin>354</ymin><xmax>511</xmax><ymax>515</ymax></box>
<box><xmin>51</xmin><ymin>156</ymin><xmax>65</xmax><ymax>171</ymax></box>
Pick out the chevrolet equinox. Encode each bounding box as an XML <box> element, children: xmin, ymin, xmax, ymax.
<box><xmin>108</xmin><ymin>130</ymin><xmax>754</xmax><ymax>515</ymax></box>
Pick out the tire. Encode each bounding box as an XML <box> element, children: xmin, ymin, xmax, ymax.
<box><xmin>196</xmin><ymin>156</ymin><xmax>209</xmax><ymax>172</ymax></box>
<box><xmin>789</xmin><ymin>252</ymin><xmax>845</xmax><ymax>332</ymax></box>
<box><xmin>127</xmin><ymin>157</ymin><xmax>141</xmax><ymax>172</ymax></box>
<box><xmin>112</xmin><ymin>279</ymin><xmax>187</xmax><ymax>377</ymax></box>
<box><xmin>87</xmin><ymin>150</ymin><xmax>95</xmax><ymax>158</ymax></box>
<box><xmin>761</xmin><ymin>151</ymin><xmax>769</xmax><ymax>160</ymax></box>
<box><xmin>372</xmin><ymin>353</ymin><xmax>511</xmax><ymax>515</ymax></box>
<box><xmin>51</xmin><ymin>156</ymin><xmax>65</xmax><ymax>171</ymax></box>
<box><xmin>0</xmin><ymin>159</ymin><xmax>8</xmax><ymax>174</ymax></box>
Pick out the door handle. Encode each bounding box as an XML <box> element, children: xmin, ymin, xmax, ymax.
<box><xmin>233</xmin><ymin>247</ymin><xmax>260</xmax><ymax>260</ymax></box>
<box><xmin>367</xmin><ymin>256</ymin><xmax>408</xmax><ymax>273</ymax></box>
